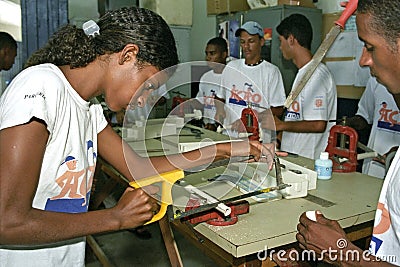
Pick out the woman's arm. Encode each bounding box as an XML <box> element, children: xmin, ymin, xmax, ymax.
<box><xmin>97</xmin><ymin>125</ymin><xmax>278</xmax><ymax>182</ymax></box>
<box><xmin>0</xmin><ymin>120</ymin><xmax>156</xmax><ymax>245</ymax></box>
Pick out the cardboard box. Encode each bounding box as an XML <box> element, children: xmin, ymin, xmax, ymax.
<box><xmin>207</xmin><ymin>0</ymin><xmax>250</xmax><ymax>15</ymax></box>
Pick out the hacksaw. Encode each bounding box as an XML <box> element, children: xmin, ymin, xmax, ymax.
<box><xmin>284</xmin><ymin>0</ymin><xmax>359</xmax><ymax>109</ymax></box>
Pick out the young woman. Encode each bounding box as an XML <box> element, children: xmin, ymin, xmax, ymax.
<box><xmin>0</xmin><ymin>7</ymin><xmax>277</xmax><ymax>266</ymax></box>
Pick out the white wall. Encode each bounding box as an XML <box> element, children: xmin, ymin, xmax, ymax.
<box><xmin>68</xmin><ymin>0</ymin><xmax>99</xmax><ymax>27</ymax></box>
<box><xmin>190</xmin><ymin>0</ymin><xmax>217</xmax><ymax>61</ymax></box>
<box><xmin>0</xmin><ymin>0</ymin><xmax>22</xmax><ymax>41</ymax></box>
<box><xmin>315</xmin><ymin>0</ymin><xmax>344</xmax><ymax>13</ymax></box>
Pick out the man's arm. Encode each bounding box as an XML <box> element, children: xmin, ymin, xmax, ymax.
<box><xmin>274</xmin><ymin>117</ymin><xmax>327</xmax><ymax>133</ymax></box>
<box><xmin>345</xmin><ymin>115</ymin><xmax>370</xmax><ymax>131</ymax></box>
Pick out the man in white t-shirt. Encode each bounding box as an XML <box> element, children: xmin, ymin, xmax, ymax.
<box><xmin>291</xmin><ymin>1</ymin><xmax>400</xmax><ymax>266</ymax></box>
<box><xmin>271</xmin><ymin>14</ymin><xmax>337</xmax><ymax>160</ymax></box>
<box><xmin>189</xmin><ymin>37</ymin><xmax>228</xmax><ymax>131</ymax></box>
<box><xmin>218</xmin><ymin>21</ymin><xmax>286</xmax><ymax>140</ymax></box>
<box><xmin>346</xmin><ymin>77</ymin><xmax>399</xmax><ymax>178</ymax></box>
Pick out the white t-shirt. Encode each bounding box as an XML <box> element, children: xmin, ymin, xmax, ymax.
<box><xmin>0</xmin><ymin>63</ymin><xmax>108</xmax><ymax>266</ymax></box>
<box><xmin>220</xmin><ymin>59</ymin><xmax>286</xmax><ymax>135</ymax></box>
<box><xmin>280</xmin><ymin>62</ymin><xmax>337</xmax><ymax>160</ymax></box>
<box><xmin>370</xmin><ymin>148</ymin><xmax>400</xmax><ymax>265</ymax></box>
<box><xmin>196</xmin><ymin>70</ymin><xmax>223</xmax><ymax>124</ymax></box>
<box><xmin>356</xmin><ymin>77</ymin><xmax>400</xmax><ymax>178</ymax></box>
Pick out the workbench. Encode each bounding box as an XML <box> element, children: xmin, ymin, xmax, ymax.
<box><xmin>97</xmin><ymin>124</ymin><xmax>383</xmax><ymax>267</ymax></box>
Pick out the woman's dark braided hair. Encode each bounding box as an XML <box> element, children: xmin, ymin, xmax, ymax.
<box><xmin>25</xmin><ymin>7</ymin><xmax>179</xmax><ymax>72</ymax></box>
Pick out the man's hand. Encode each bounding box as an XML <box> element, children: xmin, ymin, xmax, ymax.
<box><xmin>296</xmin><ymin>211</ymin><xmax>351</xmax><ymax>265</ymax></box>
<box><xmin>259</xmin><ymin>109</ymin><xmax>281</xmax><ymax>131</ymax></box>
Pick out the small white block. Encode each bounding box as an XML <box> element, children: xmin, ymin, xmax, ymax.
<box><xmin>306</xmin><ymin>210</ymin><xmax>317</xmax><ymax>222</ymax></box>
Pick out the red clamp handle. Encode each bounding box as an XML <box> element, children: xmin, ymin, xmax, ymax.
<box><xmin>335</xmin><ymin>0</ymin><xmax>358</xmax><ymax>28</ymax></box>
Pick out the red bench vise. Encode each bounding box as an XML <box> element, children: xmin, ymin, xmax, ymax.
<box><xmin>240</xmin><ymin>106</ymin><xmax>260</xmax><ymax>141</ymax></box>
<box><xmin>184</xmin><ymin>198</ymin><xmax>250</xmax><ymax>226</ymax></box>
<box><xmin>325</xmin><ymin>124</ymin><xmax>358</xmax><ymax>172</ymax></box>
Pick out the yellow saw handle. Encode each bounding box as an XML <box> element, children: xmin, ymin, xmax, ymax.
<box><xmin>129</xmin><ymin>169</ymin><xmax>185</xmax><ymax>225</ymax></box>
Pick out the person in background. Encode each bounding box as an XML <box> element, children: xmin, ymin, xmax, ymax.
<box><xmin>0</xmin><ymin>7</ymin><xmax>279</xmax><ymax>266</ymax></box>
<box><xmin>217</xmin><ymin>21</ymin><xmax>286</xmax><ymax>140</ymax></box>
<box><xmin>0</xmin><ymin>31</ymin><xmax>17</xmax><ymax>71</ymax></box>
<box><xmin>288</xmin><ymin>1</ymin><xmax>400</xmax><ymax>266</ymax></box>
<box><xmin>189</xmin><ymin>37</ymin><xmax>228</xmax><ymax>132</ymax></box>
<box><xmin>346</xmin><ymin>76</ymin><xmax>399</xmax><ymax>178</ymax></box>
<box><xmin>268</xmin><ymin>14</ymin><xmax>337</xmax><ymax>160</ymax></box>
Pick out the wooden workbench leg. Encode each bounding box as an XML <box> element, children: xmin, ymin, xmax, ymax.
<box><xmin>159</xmin><ymin>215</ymin><xmax>183</xmax><ymax>267</ymax></box>
<box><xmin>87</xmin><ymin>235</ymin><xmax>115</xmax><ymax>267</ymax></box>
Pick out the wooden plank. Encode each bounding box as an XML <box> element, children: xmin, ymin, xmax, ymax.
<box><xmin>159</xmin><ymin>215</ymin><xmax>184</xmax><ymax>267</ymax></box>
<box><xmin>87</xmin><ymin>235</ymin><xmax>115</xmax><ymax>267</ymax></box>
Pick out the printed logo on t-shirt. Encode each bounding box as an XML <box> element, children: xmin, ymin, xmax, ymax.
<box><xmin>228</xmin><ymin>83</ymin><xmax>262</xmax><ymax>107</ymax></box>
<box><xmin>285</xmin><ymin>100</ymin><xmax>300</xmax><ymax>121</ymax></box>
<box><xmin>377</xmin><ymin>101</ymin><xmax>400</xmax><ymax>132</ymax></box>
<box><xmin>45</xmin><ymin>140</ymin><xmax>97</xmax><ymax>213</ymax></box>
<box><xmin>314</xmin><ymin>97</ymin><xmax>323</xmax><ymax>109</ymax></box>
<box><xmin>370</xmin><ymin>236</ymin><xmax>383</xmax><ymax>255</ymax></box>
<box><xmin>203</xmin><ymin>90</ymin><xmax>217</xmax><ymax>110</ymax></box>
<box><xmin>371</xmin><ymin>202</ymin><xmax>391</xmax><ymax>255</ymax></box>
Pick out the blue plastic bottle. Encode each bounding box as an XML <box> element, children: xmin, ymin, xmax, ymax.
<box><xmin>315</xmin><ymin>152</ymin><xmax>333</xmax><ymax>180</ymax></box>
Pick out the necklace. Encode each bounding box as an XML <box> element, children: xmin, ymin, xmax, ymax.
<box><xmin>245</xmin><ymin>59</ymin><xmax>263</xmax><ymax>66</ymax></box>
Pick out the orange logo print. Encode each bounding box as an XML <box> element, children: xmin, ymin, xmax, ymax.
<box><xmin>373</xmin><ymin>202</ymin><xmax>391</xmax><ymax>235</ymax></box>
<box><xmin>291</xmin><ymin>101</ymin><xmax>300</xmax><ymax>113</ymax></box>
<box><xmin>315</xmin><ymin>99</ymin><xmax>323</xmax><ymax>108</ymax></box>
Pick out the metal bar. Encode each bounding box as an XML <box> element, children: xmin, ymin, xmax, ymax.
<box><xmin>173</xmin><ymin>183</ymin><xmax>290</xmax><ymax>221</ymax></box>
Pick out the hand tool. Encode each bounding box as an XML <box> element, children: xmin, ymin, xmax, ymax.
<box><xmin>356</xmin><ymin>141</ymin><xmax>385</xmax><ymax>163</ymax></box>
<box><xmin>172</xmin><ymin>157</ymin><xmax>290</xmax><ymax>221</ymax></box>
<box><xmin>171</xmin><ymin>91</ymin><xmax>191</xmax><ymax>117</ymax></box>
<box><xmin>130</xmin><ymin>169</ymin><xmax>185</xmax><ymax>225</ymax></box>
<box><xmin>325</xmin><ymin>124</ymin><xmax>387</xmax><ymax>172</ymax></box>
<box><xmin>184</xmin><ymin>199</ymin><xmax>250</xmax><ymax>226</ymax></box>
<box><xmin>325</xmin><ymin>124</ymin><xmax>359</xmax><ymax>172</ymax></box>
<box><xmin>284</xmin><ymin>0</ymin><xmax>358</xmax><ymax>109</ymax></box>
<box><xmin>184</xmin><ymin>185</ymin><xmax>232</xmax><ymax>216</ymax></box>
<box><xmin>240</xmin><ymin>104</ymin><xmax>260</xmax><ymax>141</ymax></box>
<box><xmin>129</xmin><ymin>155</ymin><xmax>266</xmax><ymax>225</ymax></box>
<box><xmin>172</xmin><ymin>183</ymin><xmax>290</xmax><ymax>221</ymax></box>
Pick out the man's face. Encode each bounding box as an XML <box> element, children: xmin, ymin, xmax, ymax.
<box><xmin>278</xmin><ymin>35</ymin><xmax>292</xmax><ymax>61</ymax></box>
<box><xmin>357</xmin><ymin>13</ymin><xmax>400</xmax><ymax>95</ymax></box>
<box><xmin>205</xmin><ymin>44</ymin><xmax>226</xmax><ymax>69</ymax></box>
<box><xmin>239</xmin><ymin>31</ymin><xmax>264</xmax><ymax>62</ymax></box>
<box><xmin>0</xmin><ymin>46</ymin><xmax>17</xmax><ymax>71</ymax></box>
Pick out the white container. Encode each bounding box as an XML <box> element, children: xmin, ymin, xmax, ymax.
<box><xmin>315</xmin><ymin>152</ymin><xmax>333</xmax><ymax>180</ymax></box>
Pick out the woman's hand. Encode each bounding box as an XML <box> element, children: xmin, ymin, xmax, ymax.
<box><xmin>219</xmin><ymin>140</ymin><xmax>287</xmax><ymax>170</ymax></box>
<box><xmin>112</xmin><ymin>186</ymin><xmax>159</xmax><ymax>230</ymax></box>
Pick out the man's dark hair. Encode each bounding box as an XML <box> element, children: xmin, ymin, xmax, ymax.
<box><xmin>0</xmin><ymin>32</ymin><xmax>17</xmax><ymax>50</ymax></box>
<box><xmin>358</xmin><ymin>0</ymin><xmax>400</xmax><ymax>52</ymax></box>
<box><xmin>207</xmin><ymin>37</ymin><xmax>228</xmax><ymax>53</ymax></box>
<box><xmin>276</xmin><ymin>14</ymin><xmax>312</xmax><ymax>50</ymax></box>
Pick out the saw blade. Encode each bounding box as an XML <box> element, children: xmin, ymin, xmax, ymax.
<box><xmin>172</xmin><ymin>183</ymin><xmax>290</xmax><ymax>221</ymax></box>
